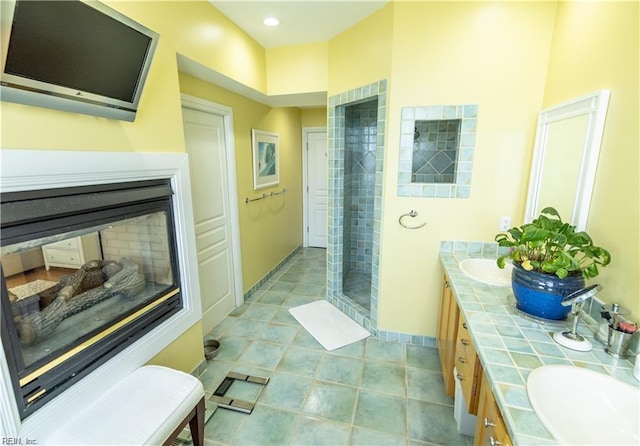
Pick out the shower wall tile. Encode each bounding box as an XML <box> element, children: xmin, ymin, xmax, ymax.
<box><xmin>327</xmin><ymin>80</ymin><xmax>387</xmax><ymax>335</ymax></box>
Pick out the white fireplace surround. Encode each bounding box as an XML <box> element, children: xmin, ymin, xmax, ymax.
<box><xmin>0</xmin><ymin>150</ymin><xmax>203</xmax><ymax>440</ymax></box>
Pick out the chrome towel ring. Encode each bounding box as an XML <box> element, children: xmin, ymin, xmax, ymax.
<box><xmin>399</xmin><ymin>209</ymin><xmax>427</xmax><ymax>229</ymax></box>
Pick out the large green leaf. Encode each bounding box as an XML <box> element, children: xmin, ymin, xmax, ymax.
<box><xmin>493</xmin><ymin>206</ymin><xmax>610</xmax><ymax>279</ymax></box>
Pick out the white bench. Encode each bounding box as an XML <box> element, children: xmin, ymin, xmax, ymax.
<box><xmin>46</xmin><ymin>365</ymin><xmax>205</xmax><ymax>446</ymax></box>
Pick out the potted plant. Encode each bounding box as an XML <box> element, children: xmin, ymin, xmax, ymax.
<box><xmin>495</xmin><ymin>207</ymin><xmax>611</xmax><ymax>320</ymax></box>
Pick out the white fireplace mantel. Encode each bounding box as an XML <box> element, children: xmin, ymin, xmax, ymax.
<box><xmin>0</xmin><ymin>150</ymin><xmax>203</xmax><ymax>440</ymax></box>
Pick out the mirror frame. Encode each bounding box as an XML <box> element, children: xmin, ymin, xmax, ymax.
<box><xmin>524</xmin><ymin>90</ymin><xmax>610</xmax><ymax>231</ymax></box>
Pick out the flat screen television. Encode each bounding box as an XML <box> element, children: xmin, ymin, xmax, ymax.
<box><xmin>0</xmin><ymin>0</ymin><xmax>159</xmax><ymax>122</ymax></box>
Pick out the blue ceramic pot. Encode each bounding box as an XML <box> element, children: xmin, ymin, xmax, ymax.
<box><xmin>511</xmin><ymin>263</ymin><xmax>585</xmax><ymax>320</ymax></box>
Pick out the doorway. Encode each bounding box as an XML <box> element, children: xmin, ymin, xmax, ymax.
<box><xmin>181</xmin><ymin>95</ymin><xmax>243</xmax><ymax>334</ymax></box>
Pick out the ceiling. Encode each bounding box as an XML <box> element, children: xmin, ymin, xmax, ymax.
<box><xmin>180</xmin><ymin>1</ymin><xmax>388</xmax><ymax>108</ymax></box>
<box><xmin>208</xmin><ymin>1</ymin><xmax>389</xmax><ymax>49</ymax></box>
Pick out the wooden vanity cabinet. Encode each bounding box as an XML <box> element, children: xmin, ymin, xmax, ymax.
<box><xmin>439</xmin><ymin>270</ymin><xmax>512</xmax><ymax>445</ymax></box>
<box><xmin>437</xmin><ymin>274</ymin><xmax>460</xmax><ymax>397</ymax></box>
<box><xmin>475</xmin><ymin>374</ymin><xmax>513</xmax><ymax>446</ymax></box>
<box><xmin>455</xmin><ymin>314</ymin><xmax>481</xmax><ymax>414</ymax></box>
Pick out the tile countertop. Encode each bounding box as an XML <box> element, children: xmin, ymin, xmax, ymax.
<box><xmin>439</xmin><ymin>241</ymin><xmax>639</xmax><ymax>445</ymax></box>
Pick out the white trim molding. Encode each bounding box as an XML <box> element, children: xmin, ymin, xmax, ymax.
<box><xmin>302</xmin><ymin>126</ymin><xmax>327</xmax><ymax>248</ymax></box>
<box><xmin>180</xmin><ymin>94</ymin><xmax>244</xmax><ymax>308</ymax></box>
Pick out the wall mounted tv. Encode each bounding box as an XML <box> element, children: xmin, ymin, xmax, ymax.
<box><xmin>0</xmin><ymin>0</ymin><xmax>159</xmax><ymax>122</ymax></box>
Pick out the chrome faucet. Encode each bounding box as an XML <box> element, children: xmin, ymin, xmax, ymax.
<box><xmin>553</xmin><ymin>284</ymin><xmax>603</xmax><ymax>351</ymax></box>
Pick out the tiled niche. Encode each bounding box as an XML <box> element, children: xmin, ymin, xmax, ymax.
<box><xmin>398</xmin><ymin>104</ymin><xmax>478</xmax><ymax>198</ymax></box>
<box><xmin>412</xmin><ymin>119</ymin><xmax>460</xmax><ymax>183</ymax></box>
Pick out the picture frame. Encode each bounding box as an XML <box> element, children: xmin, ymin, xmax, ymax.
<box><xmin>251</xmin><ymin>129</ymin><xmax>280</xmax><ymax>190</ymax></box>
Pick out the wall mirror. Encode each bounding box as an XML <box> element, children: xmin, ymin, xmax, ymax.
<box><xmin>398</xmin><ymin>104</ymin><xmax>478</xmax><ymax>198</ymax></box>
<box><xmin>524</xmin><ymin>90</ymin><xmax>610</xmax><ymax>230</ymax></box>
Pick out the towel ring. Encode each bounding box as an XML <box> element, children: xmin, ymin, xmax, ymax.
<box><xmin>399</xmin><ymin>209</ymin><xmax>427</xmax><ymax>229</ymax></box>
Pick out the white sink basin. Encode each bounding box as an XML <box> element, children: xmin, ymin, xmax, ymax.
<box><xmin>527</xmin><ymin>365</ymin><xmax>640</xmax><ymax>445</ymax></box>
<box><xmin>458</xmin><ymin>258</ymin><xmax>513</xmax><ymax>286</ymax></box>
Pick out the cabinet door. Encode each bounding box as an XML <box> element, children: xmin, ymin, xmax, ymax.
<box><xmin>437</xmin><ymin>274</ymin><xmax>459</xmax><ymax>398</ymax></box>
<box><xmin>475</xmin><ymin>375</ymin><xmax>512</xmax><ymax>446</ymax></box>
<box><xmin>455</xmin><ymin>315</ymin><xmax>481</xmax><ymax>414</ymax></box>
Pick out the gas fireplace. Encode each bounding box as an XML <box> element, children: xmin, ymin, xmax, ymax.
<box><xmin>2</xmin><ymin>179</ymin><xmax>184</xmax><ymax>418</ymax></box>
<box><xmin>0</xmin><ymin>151</ymin><xmax>201</xmax><ymax>439</ymax></box>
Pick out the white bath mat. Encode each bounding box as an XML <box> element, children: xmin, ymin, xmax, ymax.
<box><xmin>289</xmin><ymin>300</ymin><xmax>370</xmax><ymax>351</ymax></box>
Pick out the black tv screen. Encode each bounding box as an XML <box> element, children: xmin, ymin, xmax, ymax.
<box><xmin>0</xmin><ymin>0</ymin><xmax>159</xmax><ymax>121</ymax></box>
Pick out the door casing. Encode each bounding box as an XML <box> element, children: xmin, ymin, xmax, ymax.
<box><xmin>180</xmin><ymin>94</ymin><xmax>244</xmax><ymax>315</ymax></box>
<box><xmin>302</xmin><ymin>126</ymin><xmax>328</xmax><ymax>248</ymax></box>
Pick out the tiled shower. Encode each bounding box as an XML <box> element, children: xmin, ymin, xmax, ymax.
<box><xmin>327</xmin><ymin>82</ymin><xmax>447</xmax><ymax>346</ymax></box>
<box><xmin>342</xmin><ymin>99</ymin><xmax>378</xmax><ymax>310</ymax></box>
<box><xmin>327</xmin><ymin>80</ymin><xmax>387</xmax><ymax>335</ymax></box>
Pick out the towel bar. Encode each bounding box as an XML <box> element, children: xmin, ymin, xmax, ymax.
<box><xmin>245</xmin><ymin>188</ymin><xmax>288</xmax><ymax>204</ymax></box>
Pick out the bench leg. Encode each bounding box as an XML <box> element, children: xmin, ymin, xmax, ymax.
<box><xmin>190</xmin><ymin>397</ymin><xmax>205</xmax><ymax>446</ymax></box>
<box><xmin>163</xmin><ymin>397</ymin><xmax>205</xmax><ymax>446</ymax></box>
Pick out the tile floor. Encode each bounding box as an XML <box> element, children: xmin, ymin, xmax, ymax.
<box><xmin>200</xmin><ymin>248</ymin><xmax>473</xmax><ymax>446</ymax></box>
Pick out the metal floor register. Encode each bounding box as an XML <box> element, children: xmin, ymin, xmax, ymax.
<box><xmin>174</xmin><ymin>372</ymin><xmax>270</xmax><ymax>444</ymax></box>
<box><xmin>210</xmin><ymin>371</ymin><xmax>270</xmax><ymax>414</ymax></box>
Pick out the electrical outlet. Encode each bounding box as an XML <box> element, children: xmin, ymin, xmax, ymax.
<box><xmin>499</xmin><ymin>216</ymin><xmax>512</xmax><ymax>231</ymax></box>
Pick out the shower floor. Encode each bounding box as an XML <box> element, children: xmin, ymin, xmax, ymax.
<box><xmin>343</xmin><ymin>271</ymin><xmax>371</xmax><ymax>311</ymax></box>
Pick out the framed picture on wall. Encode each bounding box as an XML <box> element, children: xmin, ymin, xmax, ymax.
<box><xmin>251</xmin><ymin>129</ymin><xmax>280</xmax><ymax>189</ymax></box>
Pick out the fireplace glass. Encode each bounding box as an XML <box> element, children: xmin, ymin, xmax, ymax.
<box><xmin>1</xmin><ymin>179</ymin><xmax>182</xmax><ymax>419</ymax></box>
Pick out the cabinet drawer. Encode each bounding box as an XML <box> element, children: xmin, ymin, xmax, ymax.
<box><xmin>45</xmin><ymin>238</ymin><xmax>79</xmax><ymax>251</ymax></box>
<box><xmin>44</xmin><ymin>248</ymin><xmax>80</xmax><ymax>266</ymax></box>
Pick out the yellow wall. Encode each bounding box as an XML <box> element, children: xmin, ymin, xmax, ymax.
<box><xmin>328</xmin><ymin>3</ymin><xmax>394</xmax><ymax>95</ymax></box>
<box><xmin>1</xmin><ymin>0</ymin><xmax>268</xmax><ymax>152</ymax></box>
<box><xmin>179</xmin><ymin>73</ymin><xmax>304</xmax><ymax>291</ymax></box>
<box><xmin>0</xmin><ymin>0</ymin><xmax>291</xmax><ymax>374</ymax></box>
<box><xmin>267</xmin><ymin>42</ymin><xmax>328</xmax><ymax>96</ymax></box>
<box><xmin>146</xmin><ymin>322</ymin><xmax>204</xmax><ymax>373</ymax></box>
<box><xmin>374</xmin><ymin>1</ymin><xmax>557</xmax><ymax>335</ymax></box>
<box><xmin>541</xmin><ymin>1</ymin><xmax>639</xmax><ymax>320</ymax></box>
<box><xmin>107</xmin><ymin>1</ymin><xmax>267</xmax><ymax>94</ymax></box>
<box><xmin>0</xmin><ymin>29</ymin><xmax>185</xmax><ymax>152</ymax></box>
<box><xmin>301</xmin><ymin>108</ymin><xmax>328</xmax><ymax>128</ymax></box>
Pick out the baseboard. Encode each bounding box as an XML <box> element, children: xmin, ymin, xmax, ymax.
<box><xmin>243</xmin><ymin>246</ymin><xmax>302</xmax><ymax>301</ymax></box>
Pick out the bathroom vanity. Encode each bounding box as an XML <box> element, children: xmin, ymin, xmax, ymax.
<box><xmin>438</xmin><ymin>241</ymin><xmax>638</xmax><ymax>445</ymax></box>
<box><xmin>438</xmin><ymin>270</ymin><xmax>510</xmax><ymax>445</ymax></box>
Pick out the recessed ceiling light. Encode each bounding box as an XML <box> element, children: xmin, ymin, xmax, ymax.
<box><xmin>263</xmin><ymin>17</ymin><xmax>280</xmax><ymax>27</ymax></box>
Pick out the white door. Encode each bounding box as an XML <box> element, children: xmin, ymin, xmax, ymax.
<box><xmin>182</xmin><ymin>104</ymin><xmax>239</xmax><ymax>334</ymax></box>
<box><xmin>305</xmin><ymin>129</ymin><xmax>328</xmax><ymax>248</ymax></box>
